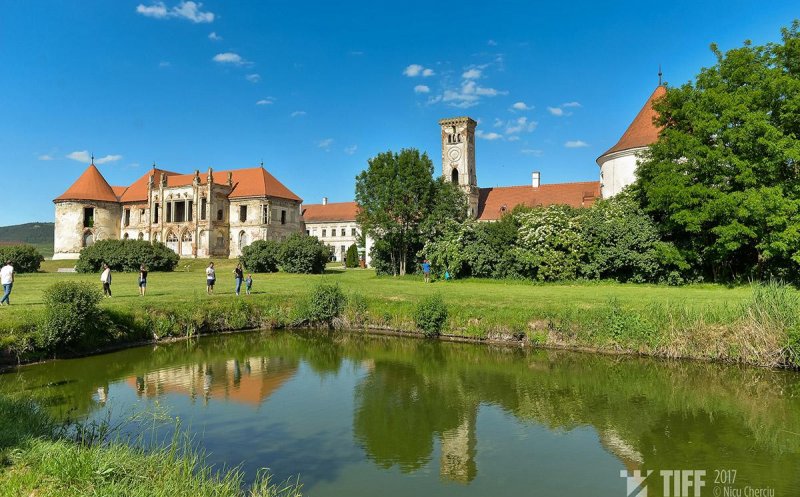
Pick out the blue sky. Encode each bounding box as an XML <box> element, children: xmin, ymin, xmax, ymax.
<box><xmin>0</xmin><ymin>1</ymin><xmax>797</xmax><ymax>225</ymax></box>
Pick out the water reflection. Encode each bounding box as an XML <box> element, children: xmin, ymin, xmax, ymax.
<box><xmin>1</xmin><ymin>331</ymin><xmax>798</xmax><ymax>496</ymax></box>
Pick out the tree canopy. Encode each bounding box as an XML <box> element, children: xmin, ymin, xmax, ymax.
<box><xmin>635</xmin><ymin>22</ymin><xmax>800</xmax><ymax>282</ymax></box>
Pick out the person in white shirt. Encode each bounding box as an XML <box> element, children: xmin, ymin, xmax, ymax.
<box><xmin>0</xmin><ymin>260</ymin><xmax>14</xmax><ymax>306</ymax></box>
<box><xmin>206</xmin><ymin>262</ymin><xmax>216</xmax><ymax>295</ymax></box>
<box><xmin>100</xmin><ymin>263</ymin><xmax>112</xmax><ymax>298</ymax></box>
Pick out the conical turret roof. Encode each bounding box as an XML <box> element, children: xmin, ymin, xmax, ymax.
<box><xmin>54</xmin><ymin>163</ymin><xmax>119</xmax><ymax>203</ymax></box>
<box><xmin>599</xmin><ymin>85</ymin><xmax>666</xmax><ymax>158</ymax></box>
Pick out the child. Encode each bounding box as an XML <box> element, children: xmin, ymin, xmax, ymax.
<box><xmin>245</xmin><ymin>274</ymin><xmax>253</xmax><ymax>295</ymax></box>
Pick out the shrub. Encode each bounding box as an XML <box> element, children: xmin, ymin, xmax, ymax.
<box><xmin>37</xmin><ymin>281</ymin><xmax>104</xmax><ymax>351</ymax></box>
<box><xmin>414</xmin><ymin>294</ymin><xmax>448</xmax><ymax>337</ymax></box>
<box><xmin>0</xmin><ymin>244</ymin><xmax>44</xmax><ymax>273</ymax></box>
<box><xmin>240</xmin><ymin>240</ymin><xmax>280</xmax><ymax>273</ymax></box>
<box><xmin>76</xmin><ymin>239</ymin><xmax>179</xmax><ymax>273</ymax></box>
<box><xmin>345</xmin><ymin>244</ymin><xmax>359</xmax><ymax>268</ymax></box>
<box><xmin>306</xmin><ymin>283</ymin><xmax>346</xmax><ymax>327</ymax></box>
<box><xmin>278</xmin><ymin>234</ymin><xmax>329</xmax><ymax>274</ymax></box>
<box><xmin>345</xmin><ymin>292</ymin><xmax>368</xmax><ymax>327</ymax></box>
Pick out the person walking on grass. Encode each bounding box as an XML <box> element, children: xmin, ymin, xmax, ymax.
<box><xmin>0</xmin><ymin>260</ymin><xmax>14</xmax><ymax>306</ymax></box>
<box><xmin>138</xmin><ymin>264</ymin><xmax>148</xmax><ymax>297</ymax></box>
<box><xmin>233</xmin><ymin>263</ymin><xmax>244</xmax><ymax>296</ymax></box>
<box><xmin>100</xmin><ymin>263</ymin><xmax>112</xmax><ymax>298</ymax></box>
<box><xmin>421</xmin><ymin>259</ymin><xmax>431</xmax><ymax>283</ymax></box>
<box><xmin>245</xmin><ymin>273</ymin><xmax>253</xmax><ymax>295</ymax></box>
<box><xmin>206</xmin><ymin>262</ymin><xmax>216</xmax><ymax>295</ymax></box>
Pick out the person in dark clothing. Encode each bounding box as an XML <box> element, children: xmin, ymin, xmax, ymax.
<box><xmin>233</xmin><ymin>263</ymin><xmax>244</xmax><ymax>296</ymax></box>
<box><xmin>138</xmin><ymin>264</ymin><xmax>148</xmax><ymax>297</ymax></box>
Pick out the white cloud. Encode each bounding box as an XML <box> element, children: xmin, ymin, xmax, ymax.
<box><xmin>213</xmin><ymin>52</ymin><xmax>248</xmax><ymax>65</ymax></box>
<box><xmin>290</xmin><ymin>111</ymin><xmax>306</xmax><ymax>118</ymax></box>
<box><xmin>521</xmin><ymin>148</ymin><xmax>543</xmax><ymax>156</ymax></box>
<box><xmin>487</xmin><ymin>39</ymin><xmax>498</xmax><ymax>46</ymax></box>
<box><xmin>462</xmin><ymin>68</ymin><xmax>482</xmax><ymax>79</ymax></box>
<box><xmin>317</xmin><ymin>138</ymin><xmax>334</xmax><ymax>151</ymax></box>
<box><xmin>442</xmin><ymin>80</ymin><xmax>507</xmax><ymax>108</ymax></box>
<box><xmin>511</xmin><ymin>101</ymin><xmax>532</xmax><ymax>111</ymax></box>
<box><xmin>171</xmin><ymin>1</ymin><xmax>214</xmax><ymax>23</ymax></box>
<box><xmin>136</xmin><ymin>1</ymin><xmax>214</xmax><ymax>23</ymax></box>
<box><xmin>505</xmin><ymin>116</ymin><xmax>537</xmax><ymax>134</ymax></box>
<box><xmin>38</xmin><ymin>154</ymin><xmax>54</xmax><ymax>161</ymax></box>
<box><xmin>476</xmin><ymin>130</ymin><xmax>503</xmax><ymax>140</ymax></box>
<box><xmin>404</xmin><ymin>64</ymin><xmax>435</xmax><ymax>77</ymax></box>
<box><xmin>344</xmin><ymin>145</ymin><xmax>358</xmax><ymax>155</ymax></box>
<box><xmin>348</xmin><ymin>50</ymin><xmax>364</xmax><ymax>56</ymax></box>
<box><xmin>245</xmin><ymin>73</ymin><xmax>261</xmax><ymax>83</ymax></box>
<box><xmin>67</xmin><ymin>151</ymin><xmax>122</xmax><ymax>164</ymax></box>
<box><xmin>548</xmin><ymin>102</ymin><xmax>580</xmax><ymax>116</ymax></box>
<box><xmin>208</xmin><ymin>31</ymin><xmax>222</xmax><ymax>41</ymax></box>
<box><xmin>256</xmin><ymin>98</ymin><xmax>274</xmax><ymax>105</ymax></box>
<box><xmin>136</xmin><ymin>2</ymin><xmax>168</xmax><ymax>18</ymax></box>
<box><xmin>414</xmin><ymin>84</ymin><xmax>430</xmax><ymax>94</ymax></box>
<box><xmin>548</xmin><ymin>106</ymin><xmax>564</xmax><ymax>116</ymax></box>
<box><xmin>159</xmin><ymin>61</ymin><xmax>171</xmax><ymax>67</ymax></box>
<box><xmin>507</xmin><ymin>136</ymin><xmax>520</xmax><ymax>142</ymax></box>
<box><xmin>565</xmin><ymin>140</ymin><xmax>589</xmax><ymax>148</ymax></box>
<box><xmin>562</xmin><ymin>101</ymin><xmax>581</xmax><ymax>107</ymax></box>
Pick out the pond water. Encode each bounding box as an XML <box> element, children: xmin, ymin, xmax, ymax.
<box><xmin>1</xmin><ymin>331</ymin><xmax>799</xmax><ymax>497</ymax></box>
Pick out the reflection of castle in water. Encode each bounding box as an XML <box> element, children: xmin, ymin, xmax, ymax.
<box><xmin>128</xmin><ymin>357</ymin><xmax>297</xmax><ymax>405</ymax></box>
<box><xmin>439</xmin><ymin>409</ymin><xmax>478</xmax><ymax>484</ymax></box>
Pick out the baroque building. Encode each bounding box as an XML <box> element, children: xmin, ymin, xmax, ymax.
<box><xmin>54</xmin><ymin>164</ymin><xmax>303</xmax><ymax>260</ymax></box>
<box><xmin>301</xmin><ymin>198</ymin><xmax>362</xmax><ymax>263</ymax></box>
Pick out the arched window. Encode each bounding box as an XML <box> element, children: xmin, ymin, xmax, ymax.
<box><xmin>82</xmin><ymin>230</ymin><xmax>94</xmax><ymax>248</ymax></box>
<box><xmin>181</xmin><ymin>230</ymin><xmax>193</xmax><ymax>257</ymax></box>
<box><xmin>451</xmin><ymin>168</ymin><xmax>459</xmax><ymax>185</ymax></box>
<box><xmin>123</xmin><ymin>233</ymin><xmax>129</xmax><ymax>240</ymax></box>
<box><xmin>238</xmin><ymin>230</ymin><xmax>248</xmax><ymax>249</ymax></box>
<box><xmin>137</xmin><ymin>232</ymin><xmax>144</xmax><ymax>241</ymax></box>
<box><xmin>181</xmin><ymin>231</ymin><xmax>193</xmax><ymax>242</ymax></box>
<box><xmin>165</xmin><ymin>230</ymin><xmax>179</xmax><ymax>253</ymax></box>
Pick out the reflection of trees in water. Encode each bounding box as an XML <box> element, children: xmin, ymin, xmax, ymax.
<box><xmin>3</xmin><ymin>331</ymin><xmax>800</xmax><ymax>491</ymax></box>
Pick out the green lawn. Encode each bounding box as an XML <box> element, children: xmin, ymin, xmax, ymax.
<box><xmin>2</xmin><ymin>258</ymin><xmax>794</xmax><ymax>368</ymax></box>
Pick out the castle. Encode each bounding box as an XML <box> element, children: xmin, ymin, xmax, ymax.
<box><xmin>53</xmin><ymin>82</ymin><xmax>663</xmax><ymax>260</ymax></box>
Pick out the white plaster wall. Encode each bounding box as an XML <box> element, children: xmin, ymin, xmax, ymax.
<box><xmin>227</xmin><ymin>198</ymin><xmax>304</xmax><ymax>257</ymax></box>
<box><xmin>598</xmin><ymin>148</ymin><xmax>643</xmax><ymax>198</ymax></box>
<box><xmin>53</xmin><ymin>201</ymin><xmax>121</xmax><ymax>259</ymax></box>
<box><xmin>305</xmin><ymin>221</ymin><xmax>360</xmax><ymax>262</ymax></box>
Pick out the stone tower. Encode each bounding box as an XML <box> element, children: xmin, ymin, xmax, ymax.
<box><xmin>439</xmin><ymin>117</ymin><xmax>479</xmax><ymax>218</ymax></box>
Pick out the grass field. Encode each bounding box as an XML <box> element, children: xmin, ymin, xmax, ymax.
<box><xmin>1</xmin><ymin>258</ymin><xmax>797</xmax><ymax>368</ymax></box>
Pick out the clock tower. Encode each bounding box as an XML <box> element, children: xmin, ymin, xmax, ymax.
<box><xmin>439</xmin><ymin>116</ymin><xmax>479</xmax><ymax>218</ymax></box>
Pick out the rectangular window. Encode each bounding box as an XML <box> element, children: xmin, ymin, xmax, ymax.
<box><xmin>174</xmin><ymin>202</ymin><xmax>186</xmax><ymax>223</ymax></box>
<box><xmin>280</xmin><ymin>210</ymin><xmax>286</xmax><ymax>225</ymax></box>
<box><xmin>341</xmin><ymin>228</ymin><xmax>346</xmax><ymax>237</ymax></box>
<box><xmin>239</xmin><ymin>205</ymin><xmax>247</xmax><ymax>222</ymax></box>
<box><xmin>188</xmin><ymin>200</ymin><xmax>194</xmax><ymax>222</ymax></box>
<box><xmin>262</xmin><ymin>205</ymin><xmax>269</xmax><ymax>224</ymax></box>
<box><xmin>217</xmin><ymin>209</ymin><xmax>224</xmax><ymax>221</ymax></box>
<box><xmin>124</xmin><ymin>208</ymin><xmax>131</xmax><ymax>227</ymax></box>
<box><xmin>139</xmin><ymin>208</ymin><xmax>145</xmax><ymax>223</ymax></box>
<box><xmin>351</xmin><ymin>228</ymin><xmax>357</xmax><ymax>237</ymax></box>
<box><xmin>306</xmin><ymin>230</ymin><xmax>310</xmax><ymax>235</ymax></box>
<box><xmin>83</xmin><ymin>207</ymin><xmax>94</xmax><ymax>228</ymax></box>
<box><xmin>153</xmin><ymin>203</ymin><xmax>159</xmax><ymax>224</ymax></box>
<box><xmin>200</xmin><ymin>198</ymin><xmax>207</xmax><ymax>221</ymax></box>
<box><xmin>322</xmin><ymin>229</ymin><xmax>327</xmax><ymax>237</ymax></box>
<box><xmin>167</xmin><ymin>203</ymin><xmax>174</xmax><ymax>223</ymax></box>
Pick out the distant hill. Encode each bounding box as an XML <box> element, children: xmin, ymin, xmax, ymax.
<box><xmin>0</xmin><ymin>222</ymin><xmax>54</xmax><ymax>258</ymax></box>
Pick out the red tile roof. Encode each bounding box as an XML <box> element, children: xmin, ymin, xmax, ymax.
<box><xmin>54</xmin><ymin>164</ymin><xmax>119</xmax><ymax>203</ymax></box>
<box><xmin>163</xmin><ymin>167</ymin><xmax>302</xmax><ymax>202</ymax></box>
<box><xmin>477</xmin><ymin>182</ymin><xmax>600</xmax><ymax>220</ymax></box>
<box><xmin>302</xmin><ymin>201</ymin><xmax>359</xmax><ymax>222</ymax></box>
<box><xmin>119</xmin><ymin>169</ymin><xmax>178</xmax><ymax>203</ymax></box>
<box><xmin>600</xmin><ymin>85</ymin><xmax>666</xmax><ymax>158</ymax></box>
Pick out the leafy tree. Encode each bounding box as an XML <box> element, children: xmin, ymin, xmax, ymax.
<box><xmin>635</xmin><ymin>22</ymin><xmax>800</xmax><ymax>282</ymax></box>
<box><xmin>239</xmin><ymin>239</ymin><xmax>280</xmax><ymax>273</ymax></box>
<box><xmin>514</xmin><ymin>205</ymin><xmax>585</xmax><ymax>281</ymax></box>
<box><xmin>278</xmin><ymin>233</ymin><xmax>329</xmax><ymax>274</ymax></box>
<box><xmin>356</xmin><ymin>149</ymin><xmax>465</xmax><ymax>276</ymax></box>
<box><xmin>345</xmin><ymin>243</ymin><xmax>359</xmax><ymax>268</ymax></box>
<box><xmin>76</xmin><ymin>239</ymin><xmax>179</xmax><ymax>273</ymax></box>
<box><xmin>0</xmin><ymin>244</ymin><xmax>44</xmax><ymax>273</ymax></box>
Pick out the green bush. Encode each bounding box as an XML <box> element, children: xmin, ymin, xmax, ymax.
<box><xmin>0</xmin><ymin>244</ymin><xmax>44</xmax><ymax>273</ymax></box>
<box><xmin>414</xmin><ymin>294</ymin><xmax>448</xmax><ymax>337</ymax></box>
<box><xmin>306</xmin><ymin>283</ymin><xmax>346</xmax><ymax>327</ymax></box>
<box><xmin>345</xmin><ymin>243</ymin><xmax>359</xmax><ymax>268</ymax></box>
<box><xmin>76</xmin><ymin>239</ymin><xmax>179</xmax><ymax>273</ymax></box>
<box><xmin>278</xmin><ymin>234</ymin><xmax>329</xmax><ymax>274</ymax></box>
<box><xmin>37</xmin><ymin>281</ymin><xmax>104</xmax><ymax>351</ymax></box>
<box><xmin>240</xmin><ymin>240</ymin><xmax>280</xmax><ymax>273</ymax></box>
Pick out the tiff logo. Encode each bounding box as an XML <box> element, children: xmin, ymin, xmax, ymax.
<box><xmin>621</xmin><ymin>470</ymin><xmax>706</xmax><ymax>497</ymax></box>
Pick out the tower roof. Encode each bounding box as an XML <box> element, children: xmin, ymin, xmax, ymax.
<box><xmin>599</xmin><ymin>85</ymin><xmax>666</xmax><ymax>159</ymax></box>
<box><xmin>54</xmin><ymin>163</ymin><xmax>119</xmax><ymax>203</ymax></box>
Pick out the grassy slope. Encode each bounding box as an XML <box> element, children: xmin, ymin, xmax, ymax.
<box><xmin>0</xmin><ymin>222</ymin><xmax>54</xmax><ymax>259</ymax></box>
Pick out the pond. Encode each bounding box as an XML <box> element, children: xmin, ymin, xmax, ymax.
<box><xmin>1</xmin><ymin>331</ymin><xmax>798</xmax><ymax>496</ymax></box>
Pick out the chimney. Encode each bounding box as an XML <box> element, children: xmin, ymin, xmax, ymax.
<box><xmin>532</xmin><ymin>171</ymin><xmax>541</xmax><ymax>188</ymax></box>
<box><xmin>322</xmin><ymin>197</ymin><xmax>328</xmax><ymax>205</ymax></box>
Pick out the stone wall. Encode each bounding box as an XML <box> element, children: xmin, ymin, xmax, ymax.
<box><xmin>53</xmin><ymin>201</ymin><xmax>121</xmax><ymax>260</ymax></box>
